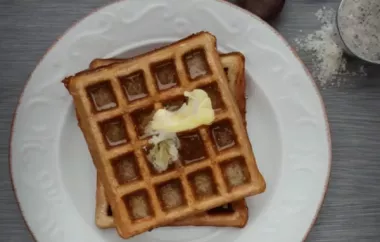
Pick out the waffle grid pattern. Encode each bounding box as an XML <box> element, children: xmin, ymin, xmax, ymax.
<box><xmin>64</xmin><ymin>32</ymin><xmax>264</xmax><ymax>238</ymax></box>
<box><xmin>93</xmin><ymin>53</ymin><xmax>249</xmax><ymax>229</ymax></box>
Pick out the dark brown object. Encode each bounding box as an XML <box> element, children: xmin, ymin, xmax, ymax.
<box><xmin>241</xmin><ymin>0</ymin><xmax>286</xmax><ymax>21</ymax></box>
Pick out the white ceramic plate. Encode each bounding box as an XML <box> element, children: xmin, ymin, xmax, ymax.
<box><xmin>10</xmin><ymin>0</ymin><xmax>331</xmax><ymax>241</ymax></box>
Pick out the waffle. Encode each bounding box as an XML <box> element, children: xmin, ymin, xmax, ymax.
<box><xmin>63</xmin><ymin>32</ymin><xmax>265</xmax><ymax>238</ymax></box>
<box><xmin>91</xmin><ymin>53</ymin><xmax>248</xmax><ymax>229</ymax></box>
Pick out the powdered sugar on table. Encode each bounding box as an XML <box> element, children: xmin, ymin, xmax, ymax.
<box><xmin>294</xmin><ymin>6</ymin><xmax>368</xmax><ymax>88</ymax></box>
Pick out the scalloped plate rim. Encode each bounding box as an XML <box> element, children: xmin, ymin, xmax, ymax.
<box><xmin>9</xmin><ymin>1</ymin><xmax>331</xmax><ymax>242</ymax></box>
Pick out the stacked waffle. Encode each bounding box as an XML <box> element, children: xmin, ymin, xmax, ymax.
<box><xmin>63</xmin><ymin>32</ymin><xmax>265</xmax><ymax>239</ymax></box>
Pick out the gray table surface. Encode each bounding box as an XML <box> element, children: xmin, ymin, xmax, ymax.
<box><xmin>1</xmin><ymin>0</ymin><xmax>380</xmax><ymax>241</ymax></box>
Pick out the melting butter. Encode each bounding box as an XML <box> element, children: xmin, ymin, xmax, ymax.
<box><xmin>145</xmin><ymin>89</ymin><xmax>215</xmax><ymax>172</ymax></box>
<box><xmin>150</xmin><ymin>89</ymin><xmax>215</xmax><ymax>133</ymax></box>
<box><xmin>147</xmin><ymin>131</ymin><xmax>180</xmax><ymax>173</ymax></box>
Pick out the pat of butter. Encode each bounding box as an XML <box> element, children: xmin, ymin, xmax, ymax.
<box><xmin>147</xmin><ymin>133</ymin><xmax>179</xmax><ymax>173</ymax></box>
<box><xmin>150</xmin><ymin>89</ymin><xmax>215</xmax><ymax>133</ymax></box>
<box><xmin>145</xmin><ymin>89</ymin><xmax>215</xmax><ymax>172</ymax></box>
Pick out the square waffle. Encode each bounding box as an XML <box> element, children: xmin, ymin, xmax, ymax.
<box><xmin>91</xmin><ymin>52</ymin><xmax>249</xmax><ymax>229</ymax></box>
<box><xmin>63</xmin><ymin>32</ymin><xmax>265</xmax><ymax>238</ymax></box>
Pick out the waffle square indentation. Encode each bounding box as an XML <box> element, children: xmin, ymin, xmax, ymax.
<box><xmin>130</xmin><ymin>106</ymin><xmax>155</xmax><ymax>138</ymax></box>
<box><xmin>220</xmin><ymin>157</ymin><xmax>251</xmax><ymax>190</ymax></box>
<box><xmin>118</xmin><ymin>70</ymin><xmax>149</xmax><ymax>101</ymax></box>
<box><xmin>156</xmin><ymin>179</ymin><xmax>186</xmax><ymax>212</ymax></box>
<box><xmin>152</xmin><ymin>60</ymin><xmax>178</xmax><ymax>90</ymax></box>
<box><xmin>111</xmin><ymin>153</ymin><xmax>140</xmax><ymax>185</ymax></box>
<box><xmin>178</xmin><ymin>131</ymin><xmax>207</xmax><ymax>165</ymax></box>
<box><xmin>123</xmin><ymin>190</ymin><xmax>153</xmax><ymax>221</ymax></box>
<box><xmin>183</xmin><ymin>49</ymin><xmax>210</xmax><ymax>80</ymax></box>
<box><xmin>210</xmin><ymin>119</ymin><xmax>236</xmax><ymax>151</ymax></box>
<box><xmin>87</xmin><ymin>81</ymin><xmax>117</xmax><ymax>112</ymax></box>
<box><xmin>188</xmin><ymin>168</ymin><xmax>218</xmax><ymax>200</ymax></box>
<box><xmin>100</xmin><ymin>117</ymin><xmax>128</xmax><ymax>148</ymax></box>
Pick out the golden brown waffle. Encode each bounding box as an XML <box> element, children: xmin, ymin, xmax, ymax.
<box><xmin>92</xmin><ymin>53</ymin><xmax>249</xmax><ymax>229</ymax></box>
<box><xmin>63</xmin><ymin>32</ymin><xmax>265</xmax><ymax>239</ymax></box>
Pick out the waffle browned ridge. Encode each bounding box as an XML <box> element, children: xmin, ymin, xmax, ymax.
<box><xmin>92</xmin><ymin>53</ymin><xmax>249</xmax><ymax>229</ymax></box>
<box><xmin>63</xmin><ymin>32</ymin><xmax>265</xmax><ymax>238</ymax></box>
